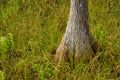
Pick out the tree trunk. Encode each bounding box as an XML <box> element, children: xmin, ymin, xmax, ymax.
<box><xmin>55</xmin><ymin>0</ymin><xmax>98</xmax><ymax>65</ymax></box>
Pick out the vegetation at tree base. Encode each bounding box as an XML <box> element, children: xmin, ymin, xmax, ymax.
<box><xmin>0</xmin><ymin>0</ymin><xmax>120</xmax><ymax>80</ymax></box>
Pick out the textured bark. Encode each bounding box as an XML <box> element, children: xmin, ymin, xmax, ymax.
<box><xmin>55</xmin><ymin>0</ymin><xmax>98</xmax><ymax>65</ymax></box>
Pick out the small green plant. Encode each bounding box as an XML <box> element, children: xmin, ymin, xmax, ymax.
<box><xmin>0</xmin><ymin>37</ymin><xmax>8</xmax><ymax>54</ymax></box>
<box><xmin>109</xmin><ymin>0</ymin><xmax>115</xmax><ymax>8</ymax></box>
<box><xmin>0</xmin><ymin>33</ymin><xmax>14</xmax><ymax>54</ymax></box>
<box><xmin>0</xmin><ymin>33</ymin><xmax>15</xmax><ymax>62</ymax></box>
<box><xmin>36</xmin><ymin>61</ymin><xmax>54</xmax><ymax>80</ymax></box>
<box><xmin>7</xmin><ymin>33</ymin><xmax>14</xmax><ymax>49</ymax></box>
<box><xmin>95</xmin><ymin>25</ymin><xmax>104</xmax><ymax>43</ymax></box>
<box><xmin>31</xmin><ymin>63</ymin><xmax>39</xmax><ymax>73</ymax></box>
<box><xmin>43</xmin><ymin>61</ymin><xmax>53</xmax><ymax>78</ymax></box>
<box><xmin>97</xmin><ymin>29</ymin><xmax>104</xmax><ymax>43</ymax></box>
<box><xmin>0</xmin><ymin>71</ymin><xmax>4</xmax><ymax>80</ymax></box>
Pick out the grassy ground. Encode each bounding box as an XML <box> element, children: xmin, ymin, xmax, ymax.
<box><xmin>0</xmin><ymin>0</ymin><xmax>120</xmax><ymax>80</ymax></box>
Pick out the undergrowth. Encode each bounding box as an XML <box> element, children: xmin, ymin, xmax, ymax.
<box><xmin>0</xmin><ymin>0</ymin><xmax>120</xmax><ymax>80</ymax></box>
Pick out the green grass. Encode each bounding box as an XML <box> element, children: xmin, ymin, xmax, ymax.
<box><xmin>0</xmin><ymin>0</ymin><xmax>120</xmax><ymax>80</ymax></box>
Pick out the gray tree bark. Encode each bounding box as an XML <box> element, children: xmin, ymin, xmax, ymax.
<box><xmin>55</xmin><ymin>0</ymin><xmax>98</xmax><ymax>65</ymax></box>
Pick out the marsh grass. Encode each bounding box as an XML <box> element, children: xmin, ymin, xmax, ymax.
<box><xmin>0</xmin><ymin>0</ymin><xmax>120</xmax><ymax>80</ymax></box>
